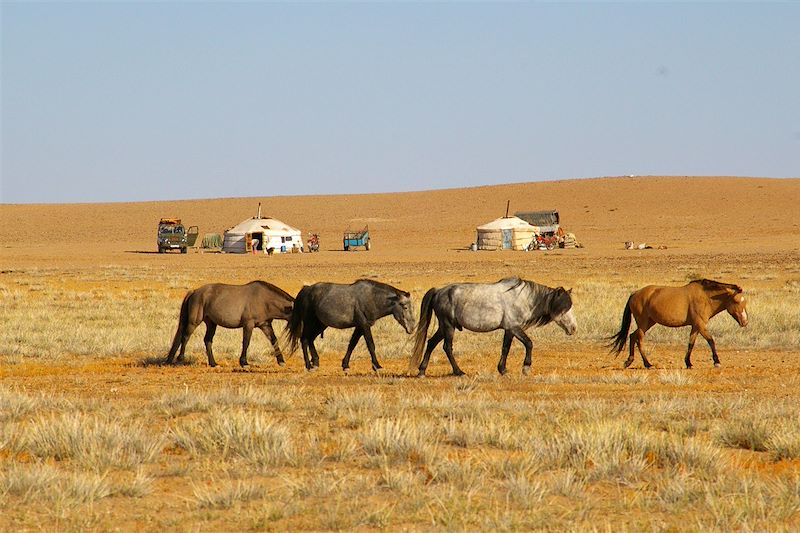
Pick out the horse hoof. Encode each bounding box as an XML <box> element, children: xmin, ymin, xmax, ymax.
<box><xmin>416</xmin><ymin>371</ymin><xmax>426</xmax><ymax>378</ymax></box>
<box><xmin>453</xmin><ymin>370</ymin><xmax>466</xmax><ymax>377</ymax></box>
<box><xmin>306</xmin><ymin>366</ymin><xmax>318</xmax><ymax>373</ymax></box>
<box><xmin>342</xmin><ymin>367</ymin><xmax>350</xmax><ymax>375</ymax></box>
<box><xmin>714</xmin><ymin>363</ymin><xmax>721</xmax><ymax>368</ymax></box>
<box><xmin>522</xmin><ymin>366</ymin><xmax>531</xmax><ymax>375</ymax></box>
<box><xmin>277</xmin><ymin>361</ymin><xmax>286</xmax><ymax>367</ymax></box>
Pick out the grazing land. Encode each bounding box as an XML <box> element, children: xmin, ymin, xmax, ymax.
<box><xmin>1</xmin><ymin>176</ymin><xmax>799</xmax><ymax>531</ymax></box>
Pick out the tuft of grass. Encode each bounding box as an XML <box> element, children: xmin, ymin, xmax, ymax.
<box><xmin>359</xmin><ymin>417</ymin><xmax>438</xmax><ymax>466</ymax></box>
<box><xmin>378</xmin><ymin>463</ymin><xmax>425</xmax><ymax>495</ymax></box>
<box><xmin>326</xmin><ymin>389</ymin><xmax>387</xmax><ymax>428</ymax></box>
<box><xmin>767</xmin><ymin>426</ymin><xmax>800</xmax><ymax>461</ymax></box>
<box><xmin>59</xmin><ymin>471</ymin><xmax>113</xmax><ymax>504</ymax></box>
<box><xmin>171</xmin><ymin>410</ymin><xmax>294</xmax><ymax>468</ymax></box>
<box><xmin>16</xmin><ymin>412</ymin><xmax>164</xmax><ymax>470</ymax></box>
<box><xmin>0</xmin><ymin>462</ymin><xmax>60</xmax><ymax>502</ymax></box>
<box><xmin>112</xmin><ymin>469</ymin><xmax>154</xmax><ymax>498</ymax></box>
<box><xmin>548</xmin><ymin>469</ymin><xmax>586</xmax><ymax>498</ymax></box>
<box><xmin>431</xmin><ymin>458</ymin><xmax>483</xmax><ymax>493</ymax></box>
<box><xmin>157</xmin><ymin>385</ymin><xmax>298</xmax><ymax>418</ymax></box>
<box><xmin>192</xmin><ymin>479</ymin><xmax>266</xmax><ymax>509</ymax></box>
<box><xmin>0</xmin><ymin>388</ymin><xmax>38</xmax><ymax>422</ymax></box>
<box><xmin>715</xmin><ymin>417</ymin><xmax>772</xmax><ymax>452</ymax></box>
<box><xmin>657</xmin><ymin>371</ymin><xmax>694</xmax><ymax>386</ymax></box>
<box><xmin>443</xmin><ymin>414</ymin><xmax>520</xmax><ymax>450</ymax></box>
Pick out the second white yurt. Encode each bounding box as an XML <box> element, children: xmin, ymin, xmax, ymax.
<box><xmin>222</xmin><ymin>215</ymin><xmax>302</xmax><ymax>254</ymax></box>
<box><xmin>476</xmin><ymin>216</ymin><xmax>539</xmax><ymax>251</ymax></box>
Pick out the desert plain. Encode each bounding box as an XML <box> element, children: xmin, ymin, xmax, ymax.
<box><xmin>1</xmin><ymin>175</ymin><xmax>799</xmax><ymax>531</ymax></box>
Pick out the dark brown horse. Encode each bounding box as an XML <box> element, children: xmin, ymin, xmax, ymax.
<box><xmin>165</xmin><ymin>281</ymin><xmax>294</xmax><ymax>368</ymax></box>
<box><xmin>609</xmin><ymin>279</ymin><xmax>748</xmax><ymax>369</ymax></box>
<box><xmin>285</xmin><ymin>280</ymin><xmax>415</xmax><ymax>373</ymax></box>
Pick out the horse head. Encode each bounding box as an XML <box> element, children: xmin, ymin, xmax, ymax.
<box><xmin>390</xmin><ymin>291</ymin><xmax>415</xmax><ymax>334</ymax></box>
<box><xmin>552</xmin><ymin>287</ymin><xmax>577</xmax><ymax>335</ymax></box>
<box><xmin>726</xmin><ymin>288</ymin><xmax>748</xmax><ymax>327</ymax></box>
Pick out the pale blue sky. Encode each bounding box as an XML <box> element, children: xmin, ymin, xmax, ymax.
<box><xmin>2</xmin><ymin>2</ymin><xmax>798</xmax><ymax>204</ymax></box>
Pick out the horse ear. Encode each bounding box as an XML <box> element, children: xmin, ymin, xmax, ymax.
<box><xmin>402</xmin><ymin>291</ymin><xmax>410</xmax><ymax>298</ymax></box>
<box><xmin>567</xmin><ymin>288</ymin><xmax>573</xmax><ymax>294</ymax></box>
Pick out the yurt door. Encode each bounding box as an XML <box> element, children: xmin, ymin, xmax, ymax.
<box><xmin>502</xmin><ymin>229</ymin><xmax>513</xmax><ymax>249</ymax></box>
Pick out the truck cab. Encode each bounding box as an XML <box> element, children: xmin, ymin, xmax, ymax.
<box><xmin>157</xmin><ymin>218</ymin><xmax>188</xmax><ymax>253</ymax></box>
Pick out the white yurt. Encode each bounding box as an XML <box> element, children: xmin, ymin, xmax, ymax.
<box><xmin>476</xmin><ymin>216</ymin><xmax>539</xmax><ymax>251</ymax></box>
<box><xmin>222</xmin><ymin>212</ymin><xmax>302</xmax><ymax>254</ymax></box>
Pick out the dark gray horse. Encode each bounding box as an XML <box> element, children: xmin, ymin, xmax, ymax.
<box><xmin>410</xmin><ymin>277</ymin><xmax>577</xmax><ymax>376</ymax></box>
<box><xmin>286</xmin><ymin>280</ymin><xmax>415</xmax><ymax>372</ymax></box>
<box><xmin>165</xmin><ymin>281</ymin><xmax>294</xmax><ymax>368</ymax></box>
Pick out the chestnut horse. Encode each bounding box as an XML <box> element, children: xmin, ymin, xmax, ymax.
<box><xmin>609</xmin><ymin>279</ymin><xmax>748</xmax><ymax>369</ymax></box>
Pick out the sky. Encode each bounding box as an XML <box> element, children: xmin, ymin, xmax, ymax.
<box><xmin>1</xmin><ymin>2</ymin><xmax>799</xmax><ymax>204</ymax></box>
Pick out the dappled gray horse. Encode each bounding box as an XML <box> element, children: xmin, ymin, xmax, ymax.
<box><xmin>410</xmin><ymin>277</ymin><xmax>577</xmax><ymax>376</ymax></box>
<box><xmin>165</xmin><ymin>281</ymin><xmax>294</xmax><ymax>367</ymax></box>
<box><xmin>286</xmin><ymin>280</ymin><xmax>415</xmax><ymax>372</ymax></box>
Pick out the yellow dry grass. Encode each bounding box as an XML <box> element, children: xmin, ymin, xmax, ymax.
<box><xmin>1</xmin><ymin>176</ymin><xmax>800</xmax><ymax>530</ymax></box>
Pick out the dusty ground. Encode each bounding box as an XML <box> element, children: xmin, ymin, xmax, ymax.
<box><xmin>1</xmin><ymin>176</ymin><xmax>799</xmax><ymax>531</ymax></box>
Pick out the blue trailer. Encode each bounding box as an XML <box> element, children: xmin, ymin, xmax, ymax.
<box><xmin>343</xmin><ymin>226</ymin><xmax>370</xmax><ymax>251</ymax></box>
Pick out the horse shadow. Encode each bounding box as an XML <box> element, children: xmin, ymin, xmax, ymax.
<box><xmin>136</xmin><ymin>356</ymin><xmax>194</xmax><ymax>367</ymax></box>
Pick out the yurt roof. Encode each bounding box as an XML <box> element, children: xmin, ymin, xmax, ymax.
<box><xmin>226</xmin><ymin>217</ymin><xmax>300</xmax><ymax>235</ymax></box>
<box><xmin>476</xmin><ymin>216</ymin><xmax>538</xmax><ymax>231</ymax></box>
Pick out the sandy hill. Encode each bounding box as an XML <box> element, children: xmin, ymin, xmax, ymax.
<box><xmin>1</xmin><ymin>176</ymin><xmax>798</xmax><ymax>264</ymax></box>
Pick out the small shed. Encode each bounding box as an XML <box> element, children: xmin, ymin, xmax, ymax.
<box><xmin>476</xmin><ymin>216</ymin><xmax>539</xmax><ymax>251</ymax></box>
<box><xmin>222</xmin><ymin>216</ymin><xmax>302</xmax><ymax>254</ymax></box>
<box><xmin>515</xmin><ymin>210</ymin><xmax>560</xmax><ymax>235</ymax></box>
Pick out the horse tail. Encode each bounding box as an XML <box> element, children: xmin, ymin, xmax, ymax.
<box><xmin>607</xmin><ymin>294</ymin><xmax>633</xmax><ymax>356</ymax></box>
<box><xmin>285</xmin><ymin>285</ymin><xmax>310</xmax><ymax>355</ymax></box>
<box><xmin>409</xmin><ymin>288</ymin><xmax>437</xmax><ymax>372</ymax></box>
<box><xmin>167</xmin><ymin>290</ymin><xmax>193</xmax><ymax>360</ymax></box>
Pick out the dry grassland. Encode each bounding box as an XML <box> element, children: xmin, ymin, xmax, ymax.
<box><xmin>1</xmin><ymin>176</ymin><xmax>800</xmax><ymax>531</ymax></box>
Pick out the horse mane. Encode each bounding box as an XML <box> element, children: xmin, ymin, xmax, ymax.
<box><xmin>693</xmin><ymin>279</ymin><xmax>743</xmax><ymax>294</ymax></box>
<box><xmin>250</xmin><ymin>280</ymin><xmax>295</xmax><ymax>300</ymax></box>
<box><xmin>500</xmin><ymin>277</ymin><xmax>525</xmax><ymax>292</ymax></box>
<box><xmin>521</xmin><ymin>281</ymin><xmax>572</xmax><ymax>328</ymax></box>
<box><xmin>354</xmin><ymin>279</ymin><xmax>410</xmax><ymax>297</ymax></box>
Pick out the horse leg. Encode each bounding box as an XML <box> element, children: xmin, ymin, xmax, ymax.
<box><xmin>442</xmin><ymin>324</ymin><xmax>464</xmax><ymax>376</ymax></box>
<box><xmin>513</xmin><ymin>328</ymin><xmax>534</xmax><ymax>375</ymax></box>
<box><xmin>361</xmin><ymin>326</ymin><xmax>382</xmax><ymax>372</ymax></box>
<box><xmin>684</xmin><ymin>328</ymin><xmax>699</xmax><ymax>369</ymax></box>
<box><xmin>637</xmin><ymin>321</ymin><xmax>655</xmax><ymax>369</ymax></box>
<box><xmin>239</xmin><ymin>322</ymin><xmax>254</xmax><ymax>367</ymax></box>
<box><xmin>497</xmin><ymin>331</ymin><xmax>514</xmax><ymax>375</ymax></box>
<box><xmin>203</xmin><ymin>322</ymin><xmax>217</xmax><ymax>367</ymax></box>
<box><xmin>698</xmin><ymin>325</ymin><xmax>721</xmax><ymax>367</ymax></box>
<box><xmin>260</xmin><ymin>321</ymin><xmax>285</xmax><ymax>366</ymax></box>
<box><xmin>167</xmin><ymin>322</ymin><xmax>197</xmax><ymax>363</ymax></box>
<box><xmin>418</xmin><ymin>327</ymin><xmax>444</xmax><ymax>377</ymax></box>
<box><xmin>309</xmin><ymin>327</ymin><xmax>324</xmax><ymax>369</ymax></box>
<box><xmin>300</xmin><ymin>337</ymin><xmax>312</xmax><ymax>370</ymax></box>
<box><xmin>341</xmin><ymin>328</ymin><xmax>363</xmax><ymax>373</ymax></box>
<box><xmin>627</xmin><ymin>329</ymin><xmax>653</xmax><ymax>369</ymax></box>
